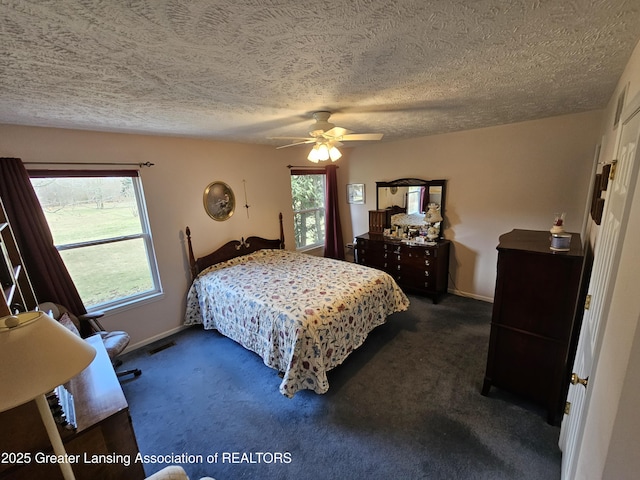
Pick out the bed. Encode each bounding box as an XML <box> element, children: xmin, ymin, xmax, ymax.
<box><xmin>184</xmin><ymin>214</ymin><xmax>410</xmax><ymax>397</ymax></box>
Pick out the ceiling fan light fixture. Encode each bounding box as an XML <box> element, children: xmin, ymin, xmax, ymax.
<box><xmin>307</xmin><ymin>144</ymin><xmax>321</xmax><ymax>163</ymax></box>
<box><xmin>279</xmin><ymin>111</ymin><xmax>381</xmax><ymax>162</ymax></box>
<box><xmin>317</xmin><ymin>143</ymin><xmax>330</xmax><ymax>161</ymax></box>
<box><xmin>329</xmin><ymin>145</ymin><xmax>342</xmax><ymax>161</ymax></box>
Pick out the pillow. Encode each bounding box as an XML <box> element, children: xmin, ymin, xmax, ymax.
<box><xmin>58</xmin><ymin>312</ymin><xmax>80</xmax><ymax>337</ymax></box>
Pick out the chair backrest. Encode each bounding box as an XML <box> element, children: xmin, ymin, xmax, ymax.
<box><xmin>37</xmin><ymin>302</ymin><xmax>92</xmax><ymax>337</ymax></box>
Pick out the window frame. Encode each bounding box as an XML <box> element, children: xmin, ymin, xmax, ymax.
<box><xmin>290</xmin><ymin>168</ymin><xmax>327</xmax><ymax>251</ymax></box>
<box><xmin>29</xmin><ymin>169</ymin><xmax>163</xmax><ymax>313</ymax></box>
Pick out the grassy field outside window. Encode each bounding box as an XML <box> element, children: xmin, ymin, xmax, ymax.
<box><xmin>31</xmin><ymin>176</ymin><xmax>160</xmax><ymax>309</ymax></box>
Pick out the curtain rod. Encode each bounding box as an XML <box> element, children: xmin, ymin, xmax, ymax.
<box><xmin>24</xmin><ymin>161</ymin><xmax>154</xmax><ymax>167</ymax></box>
<box><xmin>286</xmin><ymin>164</ymin><xmax>337</xmax><ymax>169</ymax></box>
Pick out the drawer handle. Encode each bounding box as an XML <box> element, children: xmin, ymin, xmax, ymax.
<box><xmin>424</xmin><ymin>271</ymin><xmax>430</xmax><ymax>277</ymax></box>
<box><xmin>425</xmin><ymin>250</ymin><xmax>431</xmax><ymax>256</ymax></box>
<box><xmin>397</xmin><ymin>265</ymin><xmax>401</xmax><ymax>271</ymax></box>
<box><xmin>424</xmin><ymin>260</ymin><xmax>430</xmax><ymax>266</ymax></box>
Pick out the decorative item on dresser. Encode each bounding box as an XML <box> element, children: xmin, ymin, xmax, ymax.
<box><xmin>481</xmin><ymin>229</ymin><xmax>588</xmax><ymax>425</ymax></box>
<box><xmin>356</xmin><ymin>177</ymin><xmax>450</xmax><ymax>303</ymax></box>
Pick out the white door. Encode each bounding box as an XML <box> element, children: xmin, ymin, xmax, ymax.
<box><xmin>559</xmin><ymin>92</ymin><xmax>640</xmax><ymax>479</ymax></box>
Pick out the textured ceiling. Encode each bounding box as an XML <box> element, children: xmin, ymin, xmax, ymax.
<box><xmin>2</xmin><ymin>0</ymin><xmax>640</xmax><ymax>147</ymax></box>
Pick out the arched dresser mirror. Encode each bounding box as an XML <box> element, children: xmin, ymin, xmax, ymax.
<box><xmin>375</xmin><ymin>178</ymin><xmax>447</xmax><ymax>239</ymax></box>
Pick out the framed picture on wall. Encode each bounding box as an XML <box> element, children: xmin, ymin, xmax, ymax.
<box><xmin>203</xmin><ymin>181</ymin><xmax>235</xmax><ymax>221</ymax></box>
<box><xmin>347</xmin><ymin>184</ymin><xmax>365</xmax><ymax>204</ymax></box>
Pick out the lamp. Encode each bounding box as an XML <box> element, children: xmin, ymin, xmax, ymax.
<box><xmin>0</xmin><ymin>311</ymin><xmax>96</xmax><ymax>480</ymax></box>
<box><xmin>424</xmin><ymin>203</ymin><xmax>444</xmax><ymax>244</ymax></box>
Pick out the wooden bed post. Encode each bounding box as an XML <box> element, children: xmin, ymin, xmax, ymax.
<box><xmin>186</xmin><ymin>226</ymin><xmax>197</xmax><ymax>280</ymax></box>
<box><xmin>279</xmin><ymin>212</ymin><xmax>285</xmax><ymax>249</ymax></box>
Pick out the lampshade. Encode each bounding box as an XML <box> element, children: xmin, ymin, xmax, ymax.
<box><xmin>0</xmin><ymin>311</ymin><xmax>96</xmax><ymax>412</ymax></box>
<box><xmin>424</xmin><ymin>203</ymin><xmax>443</xmax><ymax>224</ymax></box>
<box><xmin>307</xmin><ymin>144</ymin><xmax>321</xmax><ymax>163</ymax></box>
<box><xmin>329</xmin><ymin>145</ymin><xmax>342</xmax><ymax>161</ymax></box>
<box><xmin>317</xmin><ymin>143</ymin><xmax>330</xmax><ymax>161</ymax></box>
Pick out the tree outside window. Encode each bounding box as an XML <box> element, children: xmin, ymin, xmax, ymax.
<box><xmin>290</xmin><ymin>173</ymin><xmax>326</xmax><ymax>250</ymax></box>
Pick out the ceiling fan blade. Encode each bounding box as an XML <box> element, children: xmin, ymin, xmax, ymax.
<box><xmin>323</xmin><ymin>126</ymin><xmax>352</xmax><ymax>138</ymax></box>
<box><xmin>269</xmin><ymin>136</ymin><xmax>315</xmax><ymax>141</ymax></box>
<box><xmin>341</xmin><ymin>133</ymin><xmax>384</xmax><ymax>141</ymax></box>
<box><xmin>275</xmin><ymin>140</ymin><xmax>316</xmax><ymax>149</ymax></box>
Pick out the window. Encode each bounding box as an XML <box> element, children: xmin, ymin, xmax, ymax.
<box><xmin>406</xmin><ymin>186</ymin><xmax>424</xmax><ymax>214</ymax></box>
<box><xmin>290</xmin><ymin>170</ymin><xmax>326</xmax><ymax>250</ymax></box>
<box><xmin>30</xmin><ymin>170</ymin><xmax>161</xmax><ymax>311</ymax></box>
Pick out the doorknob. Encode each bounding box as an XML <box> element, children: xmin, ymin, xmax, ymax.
<box><xmin>571</xmin><ymin>373</ymin><xmax>589</xmax><ymax>388</ymax></box>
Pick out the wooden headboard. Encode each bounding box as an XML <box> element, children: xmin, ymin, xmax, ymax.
<box><xmin>186</xmin><ymin>212</ymin><xmax>285</xmax><ymax>280</ymax></box>
<box><xmin>385</xmin><ymin>205</ymin><xmax>406</xmax><ymax>228</ymax></box>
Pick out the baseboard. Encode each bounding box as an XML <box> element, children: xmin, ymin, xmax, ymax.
<box><xmin>448</xmin><ymin>288</ymin><xmax>494</xmax><ymax>303</ymax></box>
<box><xmin>124</xmin><ymin>325</ymin><xmax>191</xmax><ymax>354</ymax></box>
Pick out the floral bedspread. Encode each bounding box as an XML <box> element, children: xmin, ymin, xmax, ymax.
<box><xmin>184</xmin><ymin>249</ymin><xmax>409</xmax><ymax>397</ymax></box>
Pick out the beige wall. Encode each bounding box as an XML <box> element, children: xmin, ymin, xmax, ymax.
<box><xmin>341</xmin><ymin>111</ymin><xmax>603</xmax><ymax>300</ymax></box>
<box><xmin>0</xmin><ymin>125</ymin><xmax>304</xmax><ymax>347</ymax></box>
<box><xmin>0</xmin><ymin>108</ymin><xmax>602</xmax><ymax>346</ymax></box>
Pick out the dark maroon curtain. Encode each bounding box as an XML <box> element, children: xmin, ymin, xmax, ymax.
<box><xmin>324</xmin><ymin>164</ymin><xmax>345</xmax><ymax>260</ymax></box>
<box><xmin>420</xmin><ymin>186</ymin><xmax>427</xmax><ymax>213</ymax></box>
<box><xmin>0</xmin><ymin>157</ymin><xmax>87</xmax><ymax>314</ymax></box>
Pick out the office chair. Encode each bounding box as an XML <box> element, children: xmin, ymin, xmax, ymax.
<box><xmin>38</xmin><ymin>302</ymin><xmax>141</xmax><ymax>379</ymax></box>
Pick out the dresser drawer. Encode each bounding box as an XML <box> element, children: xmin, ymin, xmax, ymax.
<box><xmin>354</xmin><ymin>234</ymin><xmax>450</xmax><ymax>303</ymax></box>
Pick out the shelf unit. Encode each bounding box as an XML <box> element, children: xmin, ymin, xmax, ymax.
<box><xmin>0</xmin><ymin>197</ymin><xmax>37</xmax><ymax>316</ymax></box>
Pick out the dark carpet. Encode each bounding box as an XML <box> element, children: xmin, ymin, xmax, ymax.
<box><xmin>120</xmin><ymin>294</ymin><xmax>561</xmax><ymax>480</ymax></box>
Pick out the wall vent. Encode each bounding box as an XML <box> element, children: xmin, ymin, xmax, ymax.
<box><xmin>148</xmin><ymin>340</ymin><xmax>176</xmax><ymax>355</ymax></box>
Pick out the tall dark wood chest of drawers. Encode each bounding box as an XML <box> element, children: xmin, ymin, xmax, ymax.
<box><xmin>481</xmin><ymin>229</ymin><xmax>586</xmax><ymax>425</ymax></box>
<box><xmin>354</xmin><ymin>233</ymin><xmax>450</xmax><ymax>303</ymax></box>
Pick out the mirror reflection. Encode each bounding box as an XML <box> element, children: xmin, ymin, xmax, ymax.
<box><xmin>375</xmin><ymin>178</ymin><xmax>447</xmax><ymax>240</ymax></box>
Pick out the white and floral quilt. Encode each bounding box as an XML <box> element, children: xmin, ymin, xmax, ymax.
<box><xmin>185</xmin><ymin>249</ymin><xmax>409</xmax><ymax>397</ymax></box>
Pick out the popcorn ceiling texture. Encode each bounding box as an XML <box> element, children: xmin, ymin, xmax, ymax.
<box><xmin>2</xmin><ymin>0</ymin><xmax>640</xmax><ymax>144</ymax></box>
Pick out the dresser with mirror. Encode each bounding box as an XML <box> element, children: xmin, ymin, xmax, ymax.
<box><xmin>355</xmin><ymin>178</ymin><xmax>450</xmax><ymax>303</ymax></box>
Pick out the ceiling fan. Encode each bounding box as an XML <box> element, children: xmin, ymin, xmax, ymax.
<box><xmin>271</xmin><ymin>111</ymin><xmax>384</xmax><ymax>162</ymax></box>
